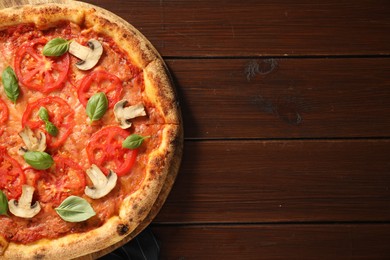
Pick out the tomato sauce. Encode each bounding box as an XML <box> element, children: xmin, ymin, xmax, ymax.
<box><xmin>0</xmin><ymin>22</ymin><xmax>164</xmax><ymax>244</ymax></box>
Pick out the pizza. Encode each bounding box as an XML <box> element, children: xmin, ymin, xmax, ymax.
<box><xmin>0</xmin><ymin>1</ymin><xmax>182</xmax><ymax>259</ymax></box>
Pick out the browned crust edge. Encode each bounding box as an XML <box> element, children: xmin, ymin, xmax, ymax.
<box><xmin>144</xmin><ymin>59</ymin><xmax>182</xmax><ymax>125</ymax></box>
<box><xmin>3</xmin><ymin>124</ymin><xmax>182</xmax><ymax>259</ymax></box>
<box><xmin>0</xmin><ymin>0</ymin><xmax>159</xmax><ymax>68</ymax></box>
<box><xmin>0</xmin><ymin>1</ymin><xmax>85</xmax><ymax>30</ymax></box>
<box><xmin>84</xmin><ymin>123</ymin><xmax>183</xmax><ymax>260</ymax></box>
<box><xmin>80</xmin><ymin>2</ymin><xmax>159</xmax><ymax>69</ymax></box>
<box><xmin>0</xmin><ymin>1</ymin><xmax>183</xmax><ymax>259</ymax></box>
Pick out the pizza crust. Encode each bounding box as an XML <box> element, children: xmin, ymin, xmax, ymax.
<box><xmin>0</xmin><ymin>1</ymin><xmax>182</xmax><ymax>259</ymax></box>
<box><xmin>3</xmin><ymin>124</ymin><xmax>182</xmax><ymax>259</ymax></box>
<box><xmin>0</xmin><ymin>0</ymin><xmax>182</xmax><ymax>129</ymax></box>
<box><xmin>81</xmin><ymin>3</ymin><xmax>159</xmax><ymax>69</ymax></box>
<box><xmin>144</xmin><ymin>59</ymin><xmax>181</xmax><ymax>125</ymax></box>
<box><xmin>0</xmin><ymin>2</ymin><xmax>85</xmax><ymax>30</ymax></box>
<box><xmin>0</xmin><ymin>0</ymin><xmax>159</xmax><ymax>68</ymax></box>
<box><xmin>86</xmin><ymin>124</ymin><xmax>183</xmax><ymax>259</ymax></box>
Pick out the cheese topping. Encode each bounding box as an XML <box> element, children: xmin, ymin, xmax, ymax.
<box><xmin>0</xmin><ymin>22</ymin><xmax>162</xmax><ymax>244</ymax></box>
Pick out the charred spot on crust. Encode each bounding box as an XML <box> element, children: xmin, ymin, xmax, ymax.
<box><xmin>33</xmin><ymin>248</ymin><xmax>47</xmax><ymax>259</ymax></box>
<box><xmin>137</xmin><ymin>206</ymin><xmax>147</xmax><ymax>216</ymax></box>
<box><xmin>151</xmin><ymin>156</ymin><xmax>165</xmax><ymax>169</ymax></box>
<box><xmin>117</xmin><ymin>224</ymin><xmax>129</xmax><ymax>236</ymax></box>
<box><xmin>34</xmin><ymin>253</ymin><xmax>45</xmax><ymax>259</ymax></box>
<box><xmin>38</xmin><ymin>6</ymin><xmax>62</xmax><ymax>15</ymax></box>
<box><xmin>171</xmin><ymin>135</ymin><xmax>182</xmax><ymax>147</ymax></box>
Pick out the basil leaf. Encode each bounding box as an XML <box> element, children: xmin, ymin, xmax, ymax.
<box><xmin>86</xmin><ymin>92</ymin><xmax>108</xmax><ymax>121</ymax></box>
<box><xmin>55</xmin><ymin>196</ymin><xmax>96</xmax><ymax>222</ymax></box>
<box><xmin>23</xmin><ymin>151</ymin><xmax>54</xmax><ymax>170</ymax></box>
<box><xmin>1</xmin><ymin>66</ymin><xmax>20</xmax><ymax>103</ymax></box>
<box><xmin>42</xmin><ymin>38</ymin><xmax>70</xmax><ymax>57</ymax></box>
<box><xmin>0</xmin><ymin>190</ymin><xmax>8</xmax><ymax>216</ymax></box>
<box><xmin>122</xmin><ymin>134</ymin><xmax>150</xmax><ymax>149</ymax></box>
<box><xmin>45</xmin><ymin>121</ymin><xmax>59</xmax><ymax>137</ymax></box>
<box><xmin>38</xmin><ymin>107</ymin><xmax>50</xmax><ymax>121</ymax></box>
<box><xmin>38</xmin><ymin>106</ymin><xmax>59</xmax><ymax>136</ymax></box>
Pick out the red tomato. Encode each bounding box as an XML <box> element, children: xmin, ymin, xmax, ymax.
<box><xmin>86</xmin><ymin>126</ymin><xmax>138</xmax><ymax>176</ymax></box>
<box><xmin>0</xmin><ymin>148</ymin><xmax>26</xmax><ymax>199</ymax></box>
<box><xmin>22</xmin><ymin>96</ymin><xmax>75</xmax><ymax>149</ymax></box>
<box><xmin>77</xmin><ymin>70</ymin><xmax>123</xmax><ymax>108</ymax></box>
<box><xmin>37</xmin><ymin>155</ymin><xmax>86</xmax><ymax>206</ymax></box>
<box><xmin>0</xmin><ymin>98</ymin><xmax>9</xmax><ymax>124</ymax></box>
<box><xmin>14</xmin><ymin>37</ymin><xmax>70</xmax><ymax>93</ymax></box>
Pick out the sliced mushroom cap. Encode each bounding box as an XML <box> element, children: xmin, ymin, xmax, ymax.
<box><xmin>68</xmin><ymin>39</ymin><xmax>103</xmax><ymax>70</ymax></box>
<box><xmin>85</xmin><ymin>164</ymin><xmax>118</xmax><ymax>199</ymax></box>
<box><xmin>114</xmin><ymin>100</ymin><xmax>146</xmax><ymax>129</ymax></box>
<box><xmin>18</xmin><ymin>127</ymin><xmax>46</xmax><ymax>155</ymax></box>
<box><xmin>9</xmin><ymin>185</ymin><xmax>41</xmax><ymax>218</ymax></box>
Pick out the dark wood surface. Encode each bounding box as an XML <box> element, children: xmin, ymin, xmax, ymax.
<box><xmin>85</xmin><ymin>0</ymin><xmax>390</xmax><ymax>259</ymax></box>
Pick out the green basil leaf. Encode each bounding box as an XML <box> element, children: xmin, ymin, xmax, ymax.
<box><xmin>55</xmin><ymin>196</ymin><xmax>96</xmax><ymax>222</ymax></box>
<box><xmin>38</xmin><ymin>106</ymin><xmax>59</xmax><ymax>136</ymax></box>
<box><xmin>1</xmin><ymin>66</ymin><xmax>20</xmax><ymax>103</ymax></box>
<box><xmin>122</xmin><ymin>134</ymin><xmax>150</xmax><ymax>149</ymax></box>
<box><xmin>38</xmin><ymin>107</ymin><xmax>50</xmax><ymax>121</ymax></box>
<box><xmin>42</xmin><ymin>38</ymin><xmax>70</xmax><ymax>57</ymax></box>
<box><xmin>45</xmin><ymin>121</ymin><xmax>59</xmax><ymax>137</ymax></box>
<box><xmin>86</xmin><ymin>92</ymin><xmax>108</xmax><ymax>121</ymax></box>
<box><xmin>23</xmin><ymin>151</ymin><xmax>54</xmax><ymax>170</ymax></box>
<box><xmin>0</xmin><ymin>190</ymin><xmax>8</xmax><ymax>216</ymax></box>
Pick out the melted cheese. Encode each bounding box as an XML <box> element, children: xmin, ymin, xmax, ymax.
<box><xmin>0</xmin><ymin>22</ymin><xmax>162</xmax><ymax>244</ymax></box>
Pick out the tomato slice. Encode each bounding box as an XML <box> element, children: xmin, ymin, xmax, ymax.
<box><xmin>22</xmin><ymin>96</ymin><xmax>75</xmax><ymax>149</ymax></box>
<box><xmin>86</xmin><ymin>126</ymin><xmax>138</xmax><ymax>176</ymax></box>
<box><xmin>37</xmin><ymin>155</ymin><xmax>86</xmax><ymax>207</ymax></box>
<box><xmin>0</xmin><ymin>98</ymin><xmax>9</xmax><ymax>124</ymax></box>
<box><xmin>77</xmin><ymin>70</ymin><xmax>123</xmax><ymax>108</ymax></box>
<box><xmin>0</xmin><ymin>148</ymin><xmax>26</xmax><ymax>200</ymax></box>
<box><xmin>14</xmin><ymin>37</ymin><xmax>70</xmax><ymax>93</ymax></box>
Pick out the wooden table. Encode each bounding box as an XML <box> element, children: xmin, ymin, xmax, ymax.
<box><xmin>84</xmin><ymin>1</ymin><xmax>390</xmax><ymax>259</ymax></box>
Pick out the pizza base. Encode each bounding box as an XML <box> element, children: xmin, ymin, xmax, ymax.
<box><xmin>4</xmin><ymin>124</ymin><xmax>182</xmax><ymax>259</ymax></box>
<box><xmin>0</xmin><ymin>1</ymin><xmax>158</xmax><ymax>68</ymax></box>
<box><xmin>0</xmin><ymin>1</ymin><xmax>182</xmax><ymax>259</ymax></box>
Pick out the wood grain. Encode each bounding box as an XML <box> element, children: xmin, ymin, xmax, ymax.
<box><xmin>151</xmin><ymin>224</ymin><xmax>390</xmax><ymax>260</ymax></box>
<box><xmin>1</xmin><ymin>0</ymin><xmax>389</xmax><ymax>259</ymax></box>
<box><xmin>167</xmin><ymin>58</ymin><xmax>390</xmax><ymax>139</ymax></box>
<box><xmin>155</xmin><ymin>140</ymin><xmax>390</xmax><ymax>223</ymax></box>
<box><xmin>83</xmin><ymin>0</ymin><xmax>390</xmax><ymax>57</ymax></box>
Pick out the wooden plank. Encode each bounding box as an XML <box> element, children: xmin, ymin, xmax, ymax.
<box><xmin>151</xmin><ymin>224</ymin><xmax>390</xmax><ymax>260</ymax></box>
<box><xmin>167</xmin><ymin>58</ymin><xmax>390</xmax><ymax>139</ymax></box>
<box><xmin>83</xmin><ymin>0</ymin><xmax>390</xmax><ymax>57</ymax></box>
<box><xmin>155</xmin><ymin>140</ymin><xmax>390</xmax><ymax>223</ymax></box>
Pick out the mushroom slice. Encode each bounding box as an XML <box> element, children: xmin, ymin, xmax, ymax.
<box><xmin>85</xmin><ymin>164</ymin><xmax>118</xmax><ymax>199</ymax></box>
<box><xmin>9</xmin><ymin>185</ymin><xmax>41</xmax><ymax>218</ymax></box>
<box><xmin>68</xmin><ymin>39</ymin><xmax>103</xmax><ymax>70</ymax></box>
<box><xmin>18</xmin><ymin>126</ymin><xmax>46</xmax><ymax>155</ymax></box>
<box><xmin>114</xmin><ymin>100</ymin><xmax>146</xmax><ymax>129</ymax></box>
